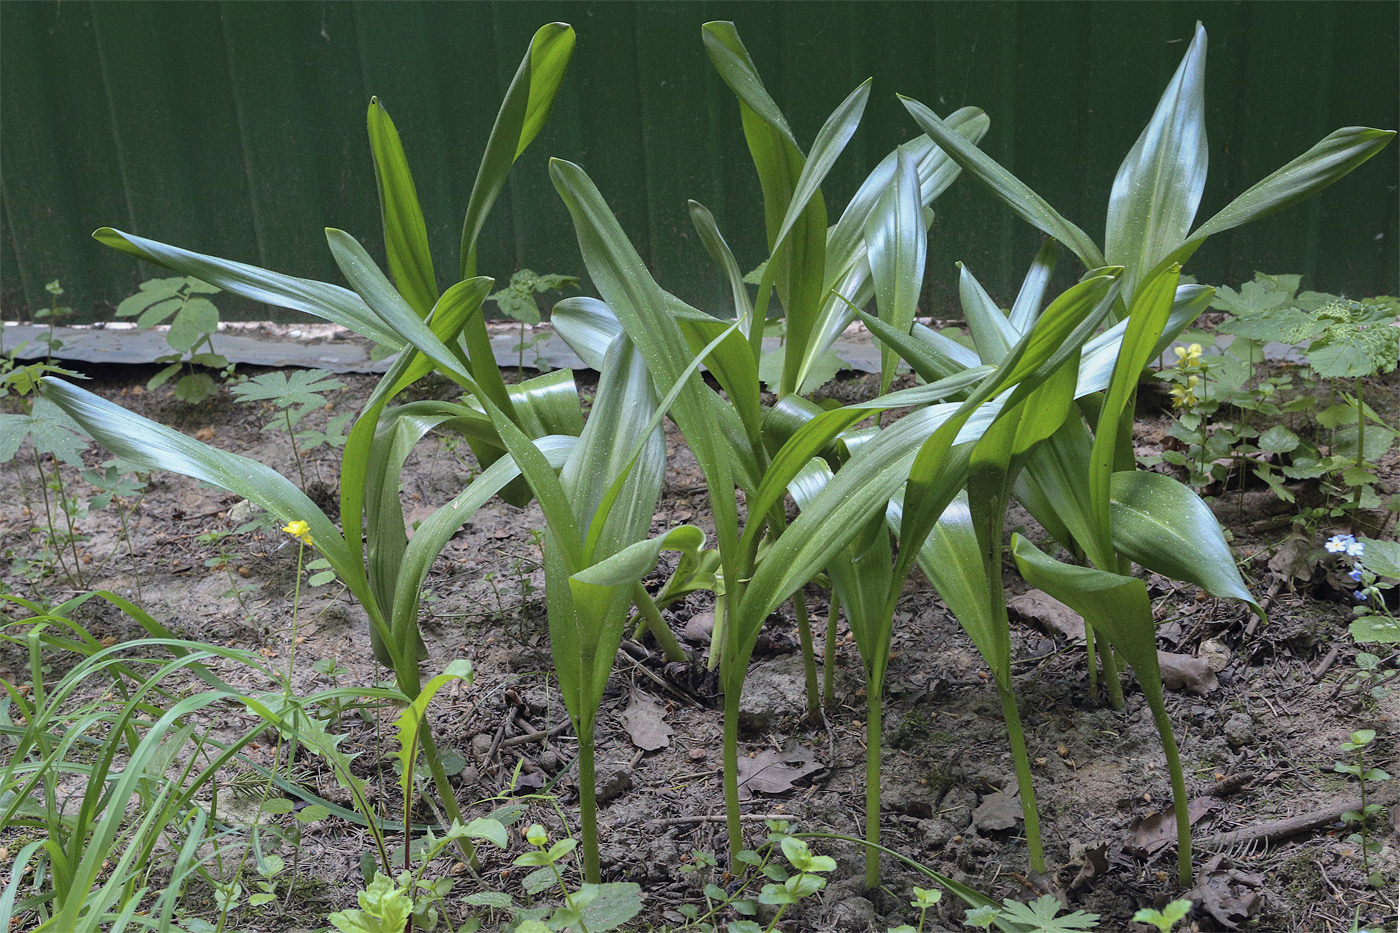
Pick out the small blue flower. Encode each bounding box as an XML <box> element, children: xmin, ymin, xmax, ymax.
<box><xmin>1355</xmin><ymin>590</ymin><xmax>1369</xmax><ymax>602</ymax></box>
<box><xmin>1325</xmin><ymin>534</ymin><xmax>1355</xmax><ymax>554</ymax></box>
<box><xmin>1347</xmin><ymin>540</ymin><xmax>1366</xmax><ymax>558</ymax></box>
<box><xmin>1349</xmin><ymin>568</ymin><xmax>1364</xmax><ymax>582</ymax></box>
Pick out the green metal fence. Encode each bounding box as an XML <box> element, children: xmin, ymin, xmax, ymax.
<box><xmin>3</xmin><ymin>1</ymin><xmax>1396</xmax><ymax>323</ymax></box>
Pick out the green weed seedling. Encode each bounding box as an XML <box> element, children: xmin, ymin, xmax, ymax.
<box><xmin>231</xmin><ymin>369</ymin><xmax>349</xmax><ymax>491</ymax></box>
<box><xmin>116</xmin><ymin>275</ymin><xmax>234</xmax><ymax>403</ymax></box>
<box><xmin>886</xmin><ymin>885</ymin><xmax>942</xmax><ymax>933</ymax></box>
<box><xmin>489</xmin><ymin>269</ymin><xmax>579</xmax><ymax>376</ymax></box>
<box><xmin>963</xmin><ymin>895</ymin><xmax>1098</xmax><ymax>932</ymax></box>
<box><xmin>0</xmin><ymin>363</ymin><xmax>93</xmax><ymax>588</ymax></box>
<box><xmin>1132</xmin><ymin>898</ymin><xmax>1192</xmax><ymax>931</ymax></box>
<box><xmin>1334</xmin><ymin>729</ymin><xmax>1391</xmax><ymax>889</ymax></box>
<box><xmin>33</xmin><ymin>280</ymin><xmax>73</xmax><ymax>359</ymax></box>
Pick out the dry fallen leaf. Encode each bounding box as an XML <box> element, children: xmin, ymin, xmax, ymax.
<box><xmin>1008</xmin><ymin>590</ymin><xmax>1085</xmax><ymax>642</ymax></box>
<box><xmin>1158</xmin><ymin>651</ymin><xmax>1219</xmax><ymax>695</ymax></box>
<box><xmin>194</xmin><ymin>427</ymin><xmax>216</xmax><ymax>441</ymax></box>
<box><xmin>1126</xmin><ymin>797</ymin><xmax>1220</xmax><ymax>856</ymax></box>
<box><xmin>1187</xmin><ymin>855</ymin><xmax>1263</xmax><ymax>930</ymax></box>
<box><xmin>620</xmin><ymin>689</ymin><xmax>672</xmax><ymax>752</ymax></box>
<box><xmin>972</xmin><ymin>789</ymin><xmax>1021</xmax><ymax>832</ymax></box>
<box><xmin>736</xmin><ymin>743</ymin><xmax>823</xmax><ymax>798</ymax></box>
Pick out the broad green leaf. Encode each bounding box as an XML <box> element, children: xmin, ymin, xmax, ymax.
<box><xmin>549</xmin><ymin>158</ymin><xmax>741</xmax><ymax>586</ymax></box>
<box><xmin>1105</xmin><ymin>23</ymin><xmax>1208</xmax><ymax>299</ymax></box>
<box><xmin>900</xmin><ymin>96</ymin><xmax>1106</xmax><ymax>270</ymax></box>
<box><xmin>368</xmin><ymin>98</ymin><xmax>438</xmax><ymax>317</ymax></box>
<box><xmin>1108</xmin><ymin>470</ymin><xmax>1263</xmax><ymax>619</ymax></box>
<box><xmin>92</xmin><ymin>228</ymin><xmax>403</xmax><ymax>349</ymax></box>
<box><xmin>700</xmin><ymin>22</ymin><xmax>796</xmax><ymax>144</ymax></box>
<box><xmin>552</xmin><ymin>296</ymin><xmax>622</xmax><ymax>370</ymax></box>
<box><xmin>866</xmin><ymin>146</ymin><xmax>926</xmax><ymax>394</ymax></box>
<box><xmin>1010</xmin><ymin>535</ymin><xmax>1159</xmax><ymax>681</ymax></box>
<box><xmin>1359</xmin><ymin>538</ymin><xmax>1400</xmax><ymax>580</ymax></box>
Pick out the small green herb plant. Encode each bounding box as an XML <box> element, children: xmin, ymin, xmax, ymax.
<box><xmin>962</xmin><ymin>895</ymin><xmax>1098</xmax><ymax>932</ymax></box>
<box><xmin>489</xmin><ymin>269</ymin><xmax>579</xmax><ymax>376</ymax></box>
<box><xmin>231</xmin><ymin>368</ymin><xmax>349</xmax><ymax>490</ymax></box>
<box><xmin>1132</xmin><ymin>899</ymin><xmax>1193</xmax><ymax>932</ymax></box>
<box><xmin>33</xmin><ymin>279</ymin><xmax>73</xmax><ymax>359</ymax></box>
<box><xmin>116</xmin><ymin>275</ymin><xmax>234</xmax><ymax>403</ymax></box>
<box><xmin>1159</xmin><ymin>272</ymin><xmax>1399</xmax><ymax>526</ymax></box>
<box><xmin>1334</xmin><ymin>729</ymin><xmax>1391</xmax><ymax>889</ymax></box>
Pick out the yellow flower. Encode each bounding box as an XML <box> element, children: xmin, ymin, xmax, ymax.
<box><xmin>1173</xmin><ymin>343</ymin><xmax>1203</xmax><ymax>366</ymax></box>
<box><xmin>1169</xmin><ymin>384</ymin><xmax>1198</xmax><ymax>410</ymax></box>
<box><xmin>282</xmin><ymin>520</ymin><xmax>313</xmax><ymax>545</ymax></box>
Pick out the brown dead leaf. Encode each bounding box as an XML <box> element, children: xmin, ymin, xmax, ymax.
<box><xmin>1268</xmin><ymin>536</ymin><xmax>1317</xmax><ymax>584</ymax></box>
<box><xmin>1126</xmin><ymin>797</ymin><xmax>1220</xmax><ymax>856</ymax></box>
<box><xmin>1067</xmin><ymin>841</ymin><xmax>1110</xmax><ymax>892</ymax></box>
<box><xmin>620</xmin><ymin>689</ymin><xmax>672</xmax><ymax>752</ymax></box>
<box><xmin>1187</xmin><ymin>855</ymin><xmax>1263</xmax><ymax>930</ymax></box>
<box><xmin>1158</xmin><ymin>651</ymin><xmax>1219</xmax><ymax>695</ymax></box>
<box><xmin>1008</xmin><ymin>590</ymin><xmax>1085</xmax><ymax>642</ymax></box>
<box><xmin>972</xmin><ymin>789</ymin><xmax>1021</xmax><ymax>832</ymax></box>
<box><xmin>736</xmin><ymin>743</ymin><xmax>823</xmax><ymax>798</ymax></box>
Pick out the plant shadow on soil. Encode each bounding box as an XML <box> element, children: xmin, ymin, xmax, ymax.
<box><xmin>1</xmin><ymin>361</ymin><xmax>1397</xmax><ymax>932</ymax></box>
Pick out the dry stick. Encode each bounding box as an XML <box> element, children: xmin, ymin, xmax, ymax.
<box><xmin>650</xmin><ymin>813</ymin><xmax>790</xmax><ymax>826</ymax></box>
<box><xmin>1196</xmin><ymin>782</ymin><xmax>1400</xmax><ymax>850</ymax></box>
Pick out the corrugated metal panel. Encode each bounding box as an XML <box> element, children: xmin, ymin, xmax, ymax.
<box><xmin>2</xmin><ymin>0</ymin><xmax>1395</xmax><ymax>323</ymax></box>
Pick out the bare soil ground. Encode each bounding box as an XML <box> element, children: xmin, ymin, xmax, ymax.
<box><xmin>1</xmin><ymin>361</ymin><xmax>1397</xmax><ymax>932</ymax></box>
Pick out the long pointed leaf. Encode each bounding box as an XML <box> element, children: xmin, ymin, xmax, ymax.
<box><xmin>368</xmin><ymin>97</ymin><xmax>439</xmax><ymax>317</ymax></box>
<box><xmin>1105</xmin><ymin>23</ymin><xmax>1208</xmax><ymax>299</ymax></box>
<box><xmin>866</xmin><ymin>146</ymin><xmax>926</xmax><ymax>394</ymax></box>
<box><xmin>900</xmin><ymin>96</ymin><xmax>1106</xmax><ymax>270</ymax></box>
<box><xmin>91</xmin><ymin>228</ymin><xmax>403</xmax><ymax>349</ymax></box>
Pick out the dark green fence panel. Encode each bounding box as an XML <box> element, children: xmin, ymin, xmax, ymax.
<box><xmin>2</xmin><ymin>0</ymin><xmax>1395</xmax><ymax>324</ymax></box>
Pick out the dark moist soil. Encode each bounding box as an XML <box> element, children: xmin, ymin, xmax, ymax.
<box><xmin>1</xmin><ymin>360</ymin><xmax>1397</xmax><ymax>933</ymax></box>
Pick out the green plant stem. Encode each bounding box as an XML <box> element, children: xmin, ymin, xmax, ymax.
<box><xmin>1353</xmin><ymin>381</ymin><xmax>1365</xmax><ymax>520</ymax></box>
<box><xmin>1100</xmin><ymin>642</ymin><xmax>1124</xmax><ymax>709</ymax></box>
<box><xmin>51</xmin><ymin>467</ymin><xmax>85</xmax><ymax>589</ymax></box>
<box><xmin>1083</xmin><ymin>621</ymin><xmax>1100</xmax><ymax>697</ymax></box>
<box><xmin>1356</xmin><ymin>745</ymin><xmax>1372</xmax><ymax>881</ymax></box>
<box><xmin>285</xmin><ymin>408</ymin><xmax>307</xmax><ymax>491</ymax></box>
<box><xmin>578</xmin><ymin>727</ymin><xmax>600</xmax><ymax>883</ymax></box>
<box><xmin>864</xmin><ymin>682</ymin><xmax>882</xmax><ymax>890</ymax></box>
<box><xmin>31</xmin><ymin>449</ymin><xmax>76</xmax><ymax>587</ymax></box>
<box><xmin>1145</xmin><ymin>693</ymin><xmax>1191</xmax><ymax>886</ymax></box>
<box><xmin>997</xmin><ymin>682</ymin><xmax>1044</xmax><ymax>874</ymax></box>
<box><xmin>823</xmin><ymin>591</ymin><xmax>840</xmax><ymax>709</ymax></box>
<box><xmin>630</xmin><ymin>583</ymin><xmax>686</xmax><ymax>663</ymax></box>
<box><xmin>792</xmin><ymin>587</ymin><xmax>820</xmax><ymax>720</ymax></box>
<box><xmin>723</xmin><ymin>683</ymin><xmax>743</xmax><ymax>863</ymax></box>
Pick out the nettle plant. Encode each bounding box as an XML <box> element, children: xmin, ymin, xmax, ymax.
<box><xmin>116</xmin><ymin>275</ymin><xmax>234</xmax><ymax>403</ymax></box>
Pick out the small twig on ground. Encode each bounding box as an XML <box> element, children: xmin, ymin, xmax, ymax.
<box><xmin>1196</xmin><ymin>783</ymin><xmax>1400</xmax><ymax>850</ymax></box>
<box><xmin>1311</xmin><ymin>644</ymin><xmax>1341</xmax><ymax>683</ymax></box>
<box><xmin>648</xmin><ymin>813</ymin><xmax>789</xmax><ymax>827</ymax></box>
